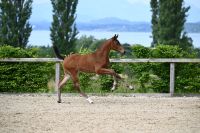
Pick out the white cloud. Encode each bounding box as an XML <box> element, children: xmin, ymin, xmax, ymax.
<box><xmin>126</xmin><ymin>0</ymin><xmax>150</xmax><ymax>5</ymax></box>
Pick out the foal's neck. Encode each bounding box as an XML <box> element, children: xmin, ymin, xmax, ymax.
<box><xmin>95</xmin><ymin>40</ymin><xmax>111</xmax><ymax>57</ymax></box>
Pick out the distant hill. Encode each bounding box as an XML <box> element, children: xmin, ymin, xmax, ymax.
<box><xmin>31</xmin><ymin>17</ymin><xmax>200</xmax><ymax>33</ymax></box>
<box><xmin>185</xmin><ymin>22</ymin><xmax>200</xmax><ymax>33</ymax></box>
<box><xmin>89</xmin><ymin>17</ymin><xmax>134</xmax><ymax>25</ymax></box>
<box><xmin>31</xmin><ymin>21</ymin><xmax>51</xmax><ymax>30</ymax></box>
<box><xmin>77</xmin><ymin>17</ymin><xmax>151</xmax><ymax>32</ymax></box>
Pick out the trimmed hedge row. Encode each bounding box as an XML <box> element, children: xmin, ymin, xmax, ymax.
<box><xmin>0</xmin><ymin>45</ymin><xmax>199</xmax><ymax>93</ymax></box>
<box><xmin>127</xmin><ymin>45</ymin><xmax>200</xmax><ymax>93</ymax></box>
<box><xmin>61</xmin><ymin>45</ymin><xmax>200</xmax><ymax>94</ymax></box>
<box><xmin>0</xmin><ymin>46</ymin><xmax>54</xmax><ymax>92</ymax></box>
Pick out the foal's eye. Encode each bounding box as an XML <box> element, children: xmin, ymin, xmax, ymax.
<box><xmin>115</xmin><ymin>40</ymin><xmax>120</xmax><ymax>45</ymax></box>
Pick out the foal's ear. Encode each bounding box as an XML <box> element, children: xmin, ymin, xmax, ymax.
<box><xmin>112</xmin><ymin>34</ymin><xmax>118</xmax><ymax>40</ymax></box>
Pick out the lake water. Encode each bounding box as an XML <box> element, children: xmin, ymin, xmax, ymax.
<box><xmin>29</xmin><ymin>30</ymin><xmax>200</xmax><ymax>48</ymax></box>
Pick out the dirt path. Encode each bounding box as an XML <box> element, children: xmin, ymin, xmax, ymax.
<box><xmin>0</xmin><ymin>94</ymin><xmax>200</xmax><ymax>133</ymax></box>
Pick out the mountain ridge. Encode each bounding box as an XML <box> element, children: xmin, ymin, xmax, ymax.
<box><xmin>31</xmin><ymin>17</ymin><xmax>200</xmax><ymax>33</ymax></box>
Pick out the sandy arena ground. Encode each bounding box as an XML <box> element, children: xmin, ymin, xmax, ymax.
<box><xmin>0</xmin><ymin>94</ymin><xmax>200</xmax><ymax>133</ymax></box>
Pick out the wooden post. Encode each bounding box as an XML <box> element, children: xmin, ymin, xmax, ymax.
<box><xmin>170</xmin><ymin>63</ymin><xmax>175</xmax><ymax>96</ymax></box>
<box><xmin>55</xmin><ymin>63</ymin><xmax>60</xmax><ymax>93</ymax></box>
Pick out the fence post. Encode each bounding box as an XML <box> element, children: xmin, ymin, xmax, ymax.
<box><xmin>55</xmin><ymin>63</ymin><xmax>60</xmax><ymax>94</ymax></box>
<box><xmin>170</xmin><ymin>63</ymin><xmax>175</xmax><ymax>96</ymax></box>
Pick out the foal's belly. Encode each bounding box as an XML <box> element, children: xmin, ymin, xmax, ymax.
<box><xmin>78</xmin><ymin>65</ymin><xmax>96</xmax><ymax>73</ymax></box>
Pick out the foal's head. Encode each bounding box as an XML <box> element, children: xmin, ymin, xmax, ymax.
<box><xmin>110</xmin><ymin>34</ymin><xmax>125</xmax><ymax>54</ymax></box>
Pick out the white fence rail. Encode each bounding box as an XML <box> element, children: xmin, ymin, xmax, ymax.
<box><xmin>1</xmin><ymin>58</ymin><xmax>200</xmax><ymax>96</ymax></box>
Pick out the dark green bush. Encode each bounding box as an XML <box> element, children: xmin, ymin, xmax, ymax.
<box><xmin>61</xmin><ymin>44</ymin><xmax>200</xmax><ymax>94</ymax></box>
<box><xmin>1</xmin><ymin>44</ymin><xmax>199</xmax><ymax>94</ymax></box>
<box><xmin>152</xmin><ymin>45</ymin><xmax>199</xmax><ymax>93</ymax></box>
<box><xmin>129</xmin><ymin>45</ymin><xmax>200</xmax><ymax>93</ymax></box>
<box><xmin>0</xmin><ymin>46</ymin><xmax>54</xmax><ymax>92</ymax></box>
<box><xmin>128</xmin><ymin>45</ymin><xmax>153</xmax><ymax>92</ymax></box>
<box><xmin>98</xmin><ymin>75</ymin><xmax>113</xmax><ymax>92</ymax></box>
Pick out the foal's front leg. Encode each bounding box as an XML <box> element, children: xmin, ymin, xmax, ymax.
<box><xmin>95</xmin><ymin>68</ymin><xmax>121</xmax><ymax>91</ymax></box>
<box><xmin>111</xmin><ymin>76</ymin><xmax>117</xmax><ymax>91</ymax></box>
<box><xmin>95</xmin><ymin>68</ymin><xmax>121</xmax><ymax>79</ymax></box>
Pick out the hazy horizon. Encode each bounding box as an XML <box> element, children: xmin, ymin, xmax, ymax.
<box><xmin>29</xmin><ymin>0</ymin><xmax>200</xmax><ymax>47</ymax></box>
<box><xmin>31</xmin><ymin>0</ymin><xmax>200</xmax><ymax>23</ymax></box>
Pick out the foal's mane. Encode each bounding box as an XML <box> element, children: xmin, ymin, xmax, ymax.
<box><xmin>95</xmin><ymin>38</ymin><xmax>112</xmax><ymax>52</ymax></box>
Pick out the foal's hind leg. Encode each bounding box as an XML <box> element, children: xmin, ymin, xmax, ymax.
<box><xmin>70</xmin><ymin>71</ymin><xmax>93</xmax><ymax>103</ymax></box>
<box><xmin>57</xmin><ymin>74</ymin><xmax>70</xmax><ymax>103</ymax></box>
<box><xmin>59</xmin><ymin>74</ymin><xmax>70</xmax><ymax>88</ymax></box>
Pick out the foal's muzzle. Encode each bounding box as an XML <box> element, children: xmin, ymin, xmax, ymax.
<box><xmin>120</xmin><ymin>50</ymin><xmax>126</xmax><ymax>56</ymax></box>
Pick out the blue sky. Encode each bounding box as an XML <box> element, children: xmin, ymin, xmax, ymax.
<box><xmin>31</xmin><ymin>0</ymin><xmax>200</xmax><ymax>23</ymax></box>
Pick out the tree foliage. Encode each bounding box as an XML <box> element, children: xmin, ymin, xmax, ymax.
<box><xmin>150</xmin><ymin>0</ymin><xmax>192</xmax><ymax>49</ymax></box>
<box><xmin>75</xmin><ymin>35</ymin><xmax>106</xmax><ymax>52</ymax></box>
<box><xmin>150</xmin><ymin>0</ymin><xmax>159</xmax><ymax>47</ymax></box>
<box><xmin>50</xmin><ymin>0</ymin><xmax>78</xmax><ymax>55</ymax></box>
<box><xmin>0</xmin><ymin>0</ymin><xmax>32</xmax><ymax>48</ymax></box>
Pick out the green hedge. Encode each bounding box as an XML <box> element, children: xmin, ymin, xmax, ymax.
<box><xmin>0</xmin><ymin>46</ymin><xmax>54</xmax><ymax>92</ymax></box>
<box><xmin>129</xmin><ymin>45</ymin><xmax>200</xmax><ymax>93</ymax></box>
<box><xmin>0</xmin><ymin>45</ymin><xmax>199</xmax><ymax>94</ymax></box>
<box><xmin>61</xmin><ymin>45</ymin><xmax>200</xmax><ymax>94</ymax></box>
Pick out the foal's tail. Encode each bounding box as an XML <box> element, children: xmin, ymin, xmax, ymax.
<box><xmin>53</xmin><ymin>45</ymin><xmax>65</xmax><ymax>60</ymax></box>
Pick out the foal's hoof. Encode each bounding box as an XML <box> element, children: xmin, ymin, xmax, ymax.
<box><xmin>86</xmin><ymin>97</ymin><xmax>94</xmax><ymax>104</ymax></box>
<box><xmin>116</xmin><ymin>75</ymin><xmax>122</xmax><ymax>80</ymax></box>
<box><xmin>57</xmin><ymin>100</ymin><xmax>62</xmax><ymax>103</ymax></box>
<box><xmin>111</xmin><ymin>87</ymin><xmax>116</xmax><ymax>92</ymax></box>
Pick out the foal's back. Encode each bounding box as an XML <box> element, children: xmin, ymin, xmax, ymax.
<box><xmin>63</xmin><ymin>53</ymin><xmax>99</xmax><ymax>73</ymax></box>
<box><xmin>63</xmin><ymin>39</ymin><xmax>111</xmax><ymax>74</ymax></box>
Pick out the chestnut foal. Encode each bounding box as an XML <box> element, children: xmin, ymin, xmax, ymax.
<box><xmin>53</xmin><ymin>35</ymin><xmax>125</xmax><ymax>103</ymax></box>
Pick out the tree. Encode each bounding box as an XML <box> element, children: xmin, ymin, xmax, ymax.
<box><xmin>75</xmin><ymin>35</ymin><xmax>95</xmax><ymax>51</ymax></box>
<box><xmin>150</xmin><ymin>0</ymin><xmax>192</xmax><ymax>49</ymax></box>
<box><xmin>50</xmin><ymin>0</ymin><xmax>78</xmax><ymax>55</ymax></box>
<box><xmin>150</xmin><ymin>0</ymin><xmax>159</xmax><ymax>47</ymax></box>
<box><xmin>0</xmin><ymin>0</ymin><xmax>32</xmax><ymax>48</ymax></box>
